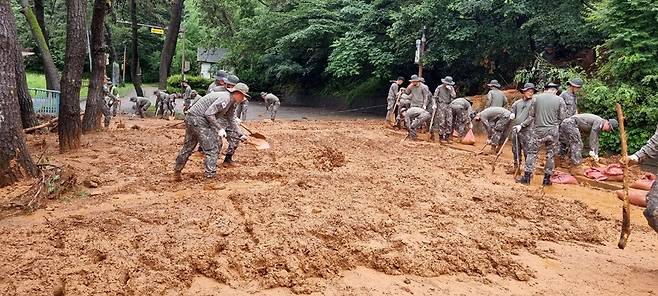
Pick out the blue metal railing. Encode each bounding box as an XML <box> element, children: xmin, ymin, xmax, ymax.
<box><xmin>30</xmin><ymin>88</ymin><xmax>60</xmax><ymax>115</ymax></box>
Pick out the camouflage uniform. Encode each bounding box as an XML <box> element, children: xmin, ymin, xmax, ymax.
<box><xmin>263</xmin><ymin>93</ymin><xmax>280</xmax><ymax>121</ymax></box>
<box><xmin>132</xmin><ymin>97</ymin><xmax>151</xmax><ymax>118</ymax></box>
<box><xmin>396</xmin><ymin>93</ymin><xmax>412</xmax><ymax>127</ymax></box>
<box><xmin>521</xmin><ymin>93</ymin><xmax>567</xmax><ymax>176</ymax></box>
<box><xmin>559</xmin><ymin>113</ymin><xmax>607</xmax><ymax>165</ymax></box>
<box><xmin>477</xmin><ymin>107</ymin><xmax>512</xmax><ymax>147</ymax></box>
<box><xmin>420</xmin><ymin>82</ymin><xmax>433</xmax><ymax>112</ymax></box>
<box><xmin>449</xmin><ymin>98</ymin><xmax>473</xmax><ymax>137</ymax></box>
<box><xmin>101</xmin><ymin>84</ymin><xmax>113</xmax><ymax>127</ymax></box>
<box><xmin>236</xmin><ymin>100</ymin><xmax>248</xmax><ymax>121</ymax></box>
<box><xmin>432</xmin><ymin>84</ymin><xmax>456</xmax><ymax>139</ymax></box>
<box><xmin>560</xmin><ymin>91</ymin><xmax>578</xmax><ymax>117</ymax></box>
<box><xmin>510</xmin><ymin>97</ymin><xmax>534</xmax><ymax>167</ymax></box>
<box><xmin>485</xmin><ymin>88</ymin><xmax>507</xmax><ymax>108</ymax></box>
<box><xmin>404</xmin><ymin>84</ymin><xmax>426</xmax><ymax>109</ymax></box>
<box><xmin>403</xmin><ymin>107</ymin><xmax>432</xmax><ymax>139</ymax></box>
<box><xmin>109</xmin><ymin>84</ymin><xmax>120</xmax><ymax>116</ymax></box>
<box><xmin>183</xmin><ymin>92</ymin><xmax>197</xmax><ymax>113</ymax></box>
<box><xmin>386</xmin><ymin>82</ymin><xmax>400</xmax><ymax>121</ymax></box>
<box><xmin>174</xmin><ymin>92</ymin><xmax>243</xmax><ymax>177</ymax></box>
<box><xmin>630</xmin><ymin>123</ymin><xmax>658</xmax><ymax>233</ymax></box>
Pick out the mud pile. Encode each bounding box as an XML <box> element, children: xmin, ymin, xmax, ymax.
<box><xmin>0</xmin><ymin>119</ymin><xmax>615</xmax><ymax>295</ymax></box>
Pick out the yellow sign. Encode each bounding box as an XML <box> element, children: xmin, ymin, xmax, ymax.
<box><xmin>150</xmin><ymin>27</ymin><xmax>164</xmax><ymax>35</ymax></box>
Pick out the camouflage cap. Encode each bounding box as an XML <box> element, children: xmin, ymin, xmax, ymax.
<box><xmin>229</xmin><ymin>82</ymin><xmax>251</xmax><ymax>98</ymax></box>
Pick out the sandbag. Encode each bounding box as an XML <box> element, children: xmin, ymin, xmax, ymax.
<box><xmin>631</xmin><ymin>173</ymin><xmax>656</xmax><ymax>191</ymax></box>
<box><xmin>615</xmin><ymin>189</ymin><xmax>648</xmax><ymax>208</ymax></box>
<box><xmin>551</xmin><ymin>171</ymin><xmax>578</xmax><ymax>185</ymax></box>
<box><xmin>461</xmin><ymin>129</ymin><xmax>475</xmax><ymax>145</ymax></box>
<box><xmin>585</xmin><ymin>164</ymin><xmax>624</xmax><ymax>182</ymax></box>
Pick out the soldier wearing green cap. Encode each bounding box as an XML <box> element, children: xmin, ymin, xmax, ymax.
<box><xmin>509</xmin><ymin>83</ymin><xmax>536</xmax><ymax>172</ymax></box>
<box><xmin>485</xmin><ymin>80</ymin><xmax>507</xmax><ymax>108</ymax></box>
<box><xmin>431</xmin><ymin>76</ymin><xmax>457</xmax><ymax>142</ymax></box>
<box><xmin>561</xmin><ymin>78</ymin><xmax>583</xmax><ymax>117</ymax></box>
<box><xmin>559</xmin><ymin>113</ymin><xmax>617</xmax><ymax>166</ymax></box>
<box><xmin>173</xmin><ymin>83</ymin><xmax>251</xmax><ymax>180</ymax></box>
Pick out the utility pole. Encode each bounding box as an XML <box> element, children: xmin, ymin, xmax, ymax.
<box><xmin>418</xmin><ymin>25</ymin><xmax>426</xmax><ymax>77</ymax></box>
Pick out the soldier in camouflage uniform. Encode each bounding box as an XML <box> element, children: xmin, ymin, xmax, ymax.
<box><xmin>621</xmin><ymin>123</ymin><xmax>658</xmax><ymax>234</ymax></box>
<box><xmin>236</xmin><ymin>98</ymin><xmax>248</xmax><ymax>121</ymax></box>
<box><xmin>183</xmin><ymin>90</ymin><xmax>197</xmax><ymax>113</ymax></box>
<box><xmin>449</xmin><ymin>97</ymin><xmax>474</xmax><ymax>138</ymax></box>
<box><xmin>560</xmin><ymin>78</ymin><xmax>582</xmax><ymax>117</ymax></box>
<box><xmin>173</xmin><ymin>83</ymin><xmax>250</xmax><ymax>180</ymax></box>
<box><xmin>403</xmin><ymin>75</ymin><xmax>427</xmax><ymax>109</ymax></box>
<box><xmin>509</xmin><ymin>83</ymin><xmax>536</xmax><ymax>173</ymax></box>
<box><xmin>475</xmin><ymin>106</ymin><xmax>514</xmax><ymax>152</ymax></box>
<box><xmin>514</xmin><ymin>83</ymin><xmax>566</xmax><ymax>186</ymax></box>
<box><xmin>207</xmin><ymin>70</ymin><xmax>228</xmax><ymax>93</ymax></box>
<box><xmin>108</xmin><ymin>81</ymin><xmax>120</xmax><ymax>116</ymax></box>
<box><xmin>261</xmin><ymin>92</ymin><xmax>281</xmax><ymax>121</ymax></box>
<box><xmin>130</xmin><ymin>97</ymin><xmax>151</xmax><ymax>118</ymax></box>
<box><xmin>182</xmin><ymin>81</ymin><xmax>192</xmax><ymax>100</ymax></box>
<box><xmin>395</xmin><ymin>89</ymin><xmax>411</xmax><ymax>127</ymax></box>
<box><xmin>400</xmin><ymin>106</ymin><xmax>432</xmax><ymax>140</ymax></box>
<box><xmin>386</xmin><ymin>76</ymin><xmax>404</xmax><ymax>122</ymax></box>
<box><xmin>559</xmin><ymin>113</ymin><xmax>617</xmax><ymax>166</ymax></box>
<box><xmin>485</xmin><ymin>80</ymin><xmax>507</xmax><ymax>108</ymax></box>
<box><xmin>432</xmin><ymin>76</ymin><xmax>457</xmax><ymax>142</ymax></box>
<box><xmin>100</xmin><ymin>77</ymin><xmax>114</xmax><ymax>127</ymax></box>
<box><xmin>154</xmin><ymin>90</ymin><xmax>166</xmax><ymax>118</ymax></box>
<box><xmin>419</xmin><ymin>77</ymin><xmax>433</xmax><ymax>112</ymax></box>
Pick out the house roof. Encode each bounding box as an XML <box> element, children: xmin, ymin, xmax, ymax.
<box><xmin>197</xmin><ymin>48</ymin><xmax>228</xmax><ymax>63</ymax></box>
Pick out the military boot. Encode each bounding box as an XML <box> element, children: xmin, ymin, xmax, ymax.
<box><xmin>542</xmin><ymin>173</ymin><xmax>552</xmax><ymax>186</ymax></box>
<box><xmin>222</xmin><ymin>154</ymin><xmax>238</xmax><ymax>168</ymax></box>
<box><xmin>516</xmin><ymin>171</ymin><xmax>531</xmax><ymax>185</ymax></box>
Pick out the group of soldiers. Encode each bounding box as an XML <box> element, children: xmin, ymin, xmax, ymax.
<box><xmin>385</xmin><ymin>76</ymin><xmax>619</xmax><ymax>187</ymax></box>
<box><xmin>387</xmin><ymin>75</ymin><xmax>658</xmax><ymax>234</ymax></box>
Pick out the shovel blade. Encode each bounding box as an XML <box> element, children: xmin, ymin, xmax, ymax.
<box><xmin>250</xmin><ymin>132</ymin><xmax>267</xmax><ymax>140</ymax></box>
<box><xmin>246</xmin><ymin>137</ymin><xmax>270</xmax><ymax>150</ymax></box>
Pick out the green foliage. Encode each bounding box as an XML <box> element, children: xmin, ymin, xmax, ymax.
<box><xmin>166</xmin><ymin>74</ymin><xmax>212</xmax><ymax>95</ymax></box>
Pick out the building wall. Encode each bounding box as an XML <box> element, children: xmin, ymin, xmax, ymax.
<box><xmin>200</xmin><ymin>63</ymin><xmax>212</xmax><ymax>78</ymax></box>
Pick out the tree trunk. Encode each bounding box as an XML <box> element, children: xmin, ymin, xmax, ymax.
<box><xmin>15</xmin><ymin>45</ymin><xmax>38</xmax><ymax>128</ymax></box>
<box><xmin>33</xmin><ymin>0</ymin><xmax>48</xmax><ymax>45</ymax></box>
<box><xmin>82</xmin><ymin>0</ymin><xmax>108</xmax><ymax>133</ymax></box>
<box><xmin>158</xmin><ymin>0</ymin><xmax>185</xmax><ymax>90</ymax></box>
<box><xmin>0</xmin><ymin>0</ymin><xmax>38</xmax><ymax>187</ymax></box>
<box><xmin>129</xmin><ymin>0</ymin><xmax>144</xmax><ymax>97</ymax></box>
<box><xmin>18</xmin><ymin>0</ymin><xmax>60</xmax><ymax>91</ymax></box>
<box><xmin>58</xmin><ymin>0</ymin><xmax>86</xmax><ymax>153</ymax></box>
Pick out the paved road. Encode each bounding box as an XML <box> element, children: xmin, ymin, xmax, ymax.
<box><xmin>81</xmin><ymin>86</ymin><xmax>379</xmax><ymax>121</ymax></box>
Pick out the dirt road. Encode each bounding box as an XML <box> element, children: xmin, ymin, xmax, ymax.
<box><xmin>1</xmin><ymin>118</ymin><xmax>656</xmax><ymax>295</ymax></box>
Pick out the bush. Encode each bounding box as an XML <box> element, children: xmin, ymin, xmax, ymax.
<box><xmin>166</xmin><ymin>74</ymin><xmax>213</xmax><ymax>96</ymax></box>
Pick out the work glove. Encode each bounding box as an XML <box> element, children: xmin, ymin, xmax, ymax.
<box><xmin>239</xmin><ymin>134</ymin><xmax>249</xmax><ymax>142</ymax></box>
<box><xmin>235</xmin><ymin>117</ymin><xmax>242</xmax><ymax>125</ymax></box>
<box><xmin>432</xmin><ymin>104</ymin><xmax>437</xmax><ymax>110</ymax></box>
<box><xmin>513</xmin><ymin>125</ymin><xmax>522</xmax><ymax>133</ymax></box>
<box><xmin>469</xmin><ymin>123</ymin><xmax>473</xmax><ymax>129</ymax></box>
<box><xmin>486</xmin><ymin>139</ymin><xmax>492</xmax><ymax>145</ymax></box>
<box><xmin>509</xmin><ymin>113</ymin><xmax>516</xmax><ymax>120</ymax></box>
<box><xmin>620</xmin><ymin>155</ymin><xmax>638</xmax><ymax>165</ymax></box>
<box><xmin>218</xmin><ymin>129</ymin><xmax>227</xmax><ymax>138</ymax></box>
<box><xmin>588</xmin><ymin>151</ymin><xmax>600</xmax><ymax>162</ymax></box>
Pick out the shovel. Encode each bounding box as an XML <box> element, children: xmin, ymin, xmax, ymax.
<box><xmin>239</xmin><ymin>123</ymin><xmax>270</xmax><ymax>150</ymax></box>
<box><xmin>240</xmin><ymin>123</ymin><xmax>267</xmax><ymax>140</ymax></box>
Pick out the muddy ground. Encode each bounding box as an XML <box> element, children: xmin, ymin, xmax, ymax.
<box><xmin>0</xmin><ymin>118</ymin><xmax>657</xmax><ymax>295</ymax></box>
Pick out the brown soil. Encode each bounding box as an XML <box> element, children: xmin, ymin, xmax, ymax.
<box><xmin>0</xmin><ymin>118</ymin><xmax>656</xmax><ymax>295</ymax></box>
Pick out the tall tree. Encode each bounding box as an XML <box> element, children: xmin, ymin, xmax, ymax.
<box><xmin>0</xmin><ymin>0</ymin><xmax>38</xmax><ymax>187</ymax></box>
<box><xmin>33</xmin><ymin>0</ymin><xmax>49</xmax><ymax>44</ymax></box>
<box><xmin>15</xmin><ymin>45</ymin><xmax>38</xmax><ymax>128</ymax></box>
<box><xmin>18</xmin><ymin>0</ymin><xmax>60</xmax><ymax>91</ymax></box>
<box><xmin>82</xmin><ymin>0</ymin><xmax>109</xmax><ymax>132</ymax></box>
<box><xmin>158</xmin><ymin>0</ymin><xmax>184</xmax><ymax>89</ymax></box>
<box><xmin>58</xmin><ymin>0</ymin><xmax>87</xmax><ymax>152</ymax></box>
<box><xmin>130</xmin><ymin>0</ymin><xmax>144</xmax><ymax>96</ymax></box>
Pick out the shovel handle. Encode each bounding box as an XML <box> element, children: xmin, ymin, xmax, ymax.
<box><xmin>616</xmin><ymin>103</ymin><xmax>631</xmax><ymax>249</ymax></box>
<box><xmin>240</xmin><ymin>123</ymin><xmax>255</xmax><ymax>135</ymax></box>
